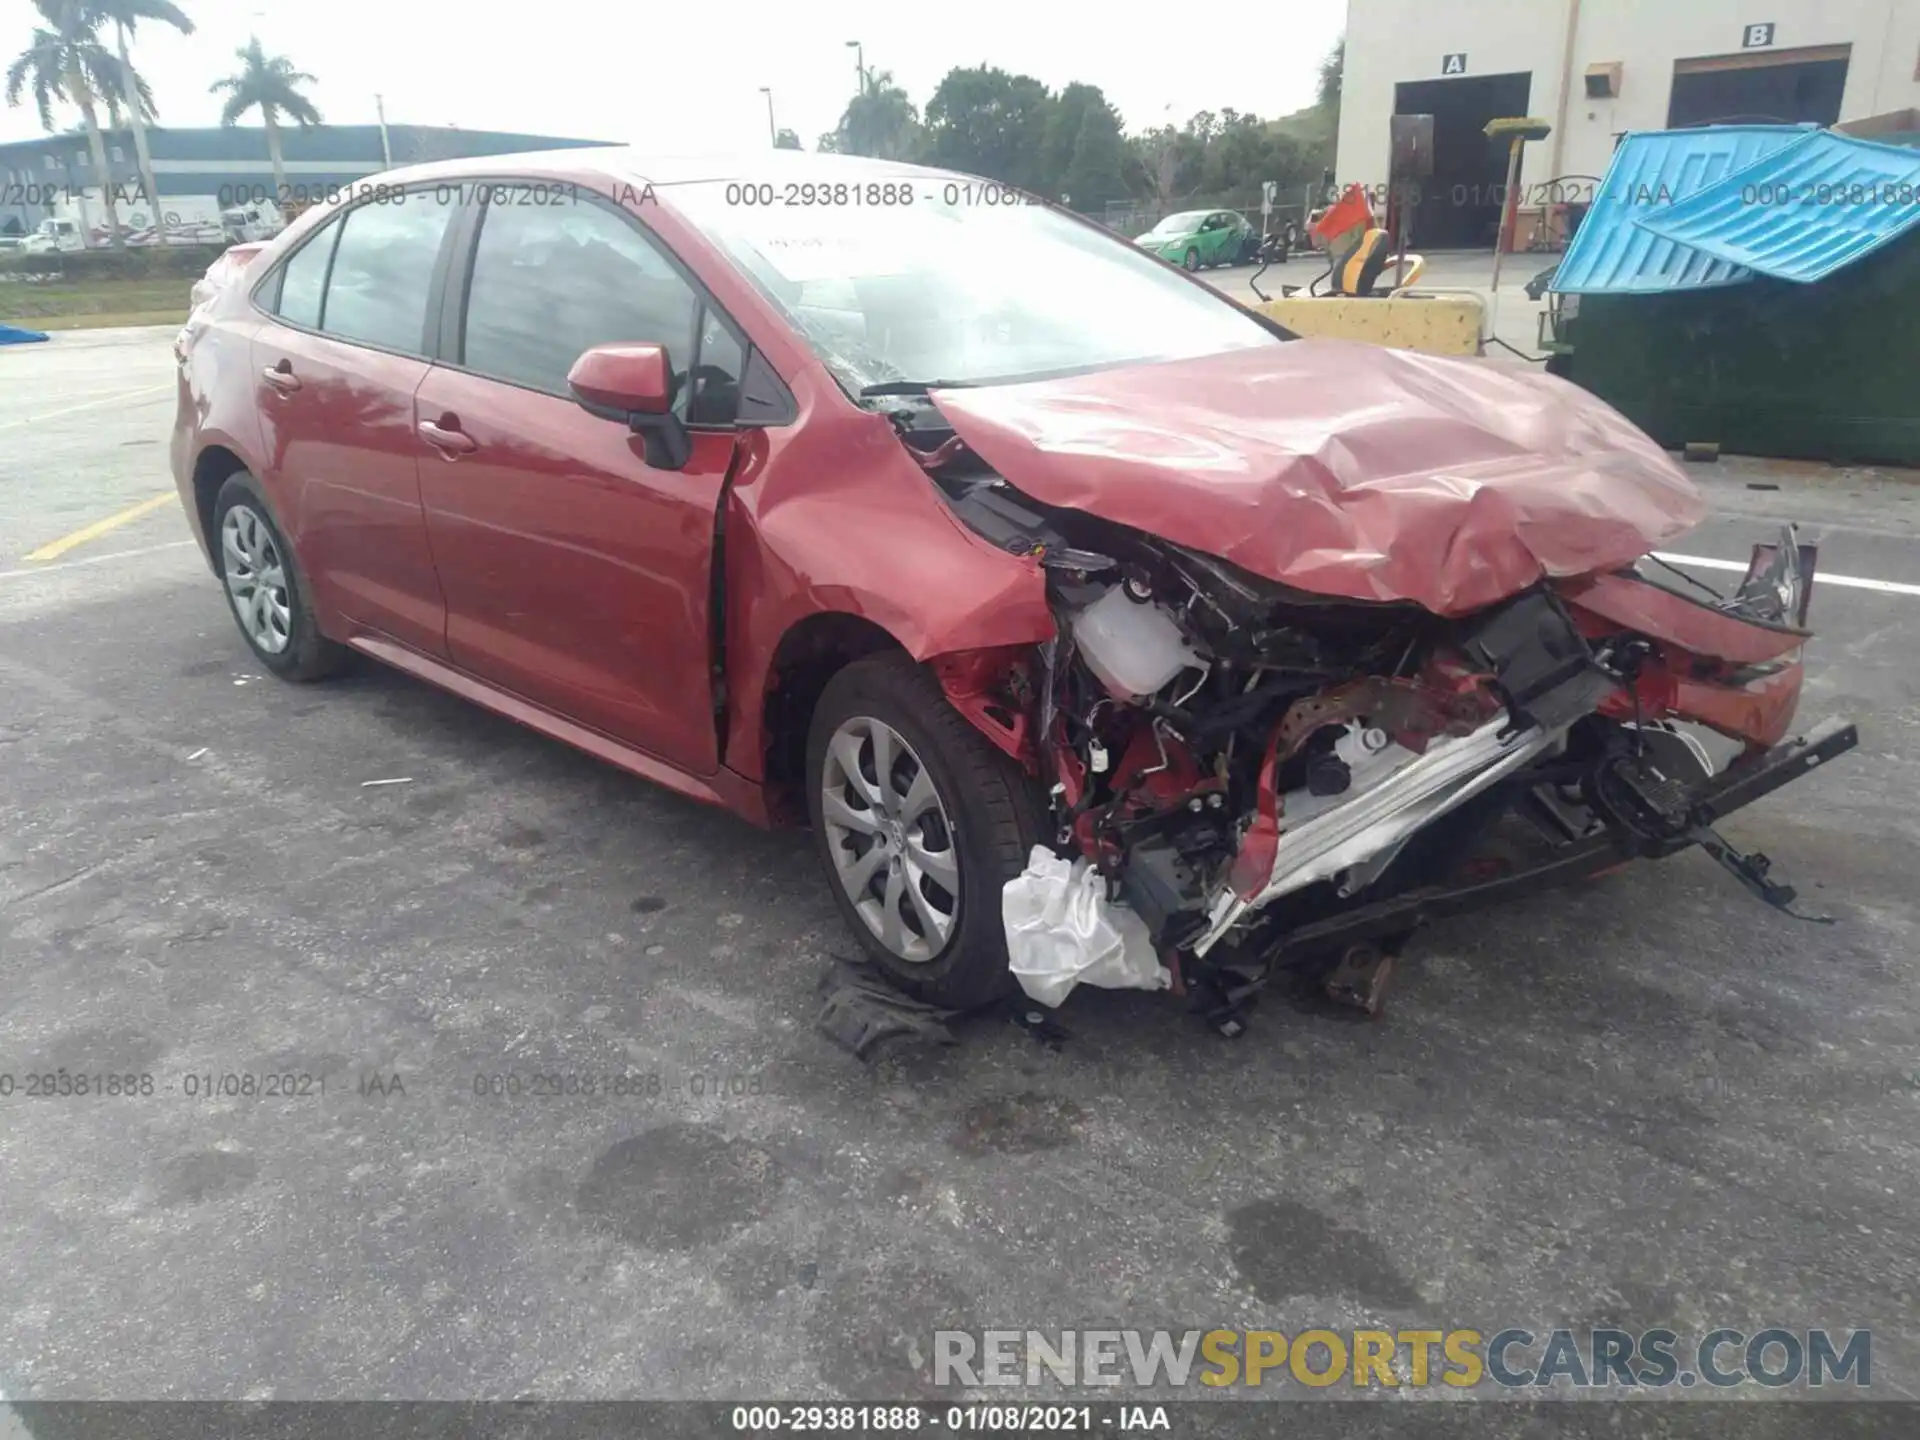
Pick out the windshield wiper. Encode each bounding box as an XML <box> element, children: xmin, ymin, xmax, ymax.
<box><xmin>858</xmin><ymin>380</ymin><xmax>976</xmax><ymax>398</ymax></box>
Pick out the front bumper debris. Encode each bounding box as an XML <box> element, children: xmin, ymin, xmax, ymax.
<box><xmin>1237</xmin><ymin>716</ymin><xmax>1858</xmax><ymax>970</ymax></box>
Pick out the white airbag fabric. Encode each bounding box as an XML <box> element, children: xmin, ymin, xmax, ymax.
<box><xmin>1002</xmin><ymin>846</ymin><xmax>1171</xmax><ymax>1008</ymax></box>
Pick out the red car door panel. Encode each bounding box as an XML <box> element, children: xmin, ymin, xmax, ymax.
<box><xmin>413</xmin><ymin>368</ymin><xmax>734</xmax><ymax>775</ymax></box>
<box><xmin>251</xmin><ymin>329</ymin><xmax>444</xmax><ymax>655</ymax></box>
<box><xmin>246</xmin><ymin>190</ymin><xmax>461</xmax><ymax>657</ymax></box>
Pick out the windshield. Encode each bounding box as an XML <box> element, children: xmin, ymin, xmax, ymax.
<box><xmin>666</xmin><ymin>179</ymin><xmax>1279</xmax><ymax>395</ymax></box>
<box><xmin>1145</xmin><ymin>211</ymin><xmax>1210</xmax><ymax>237</ymax></box>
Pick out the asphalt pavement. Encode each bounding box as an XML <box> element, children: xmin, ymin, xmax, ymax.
<box><xmin>1</xmin><ymin>326</ymin><xmax>1916</xmax><ymax>1431</ymax></box>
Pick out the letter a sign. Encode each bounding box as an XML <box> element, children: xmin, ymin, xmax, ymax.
<box><xmin>1442</xmin><ymin>53</ymin><xmax>1467</xmax><ymax>75</ymax></box>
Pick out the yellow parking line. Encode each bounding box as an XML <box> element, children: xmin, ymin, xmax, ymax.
<box><xmin>25</xmin><ymin>491</ymin><xmax>181</xmax><ymax>563</ymax></box>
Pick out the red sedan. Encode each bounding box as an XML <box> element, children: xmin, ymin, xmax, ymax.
<box><xmin>172</xmin><ymin>150</ymin><xmax>1853</xmax><ymax>1017</ymax></box>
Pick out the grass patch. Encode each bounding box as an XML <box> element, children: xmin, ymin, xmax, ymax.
<box><xmin>0</xmin><ymin>277</ymin><xmax>191</xmax><ymax>328</ymax></box>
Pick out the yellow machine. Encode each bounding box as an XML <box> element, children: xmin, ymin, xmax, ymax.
<box><xmin>1253</xmin><ymin>291</ymin><xmax>1484</xmax><ymax>356</ymax></box>
<box><xmin>1248</xmin><ymin>181</ymin><xmax>1482</xmax><ymax>357</ymax></box>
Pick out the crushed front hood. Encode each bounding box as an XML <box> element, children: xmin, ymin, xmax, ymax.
<box><xmin>932</xmin><ymin>341</ymin><xmax>1706</xmax><ymax>616</ymax></box>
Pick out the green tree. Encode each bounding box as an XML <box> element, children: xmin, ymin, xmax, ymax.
<box><xmin>1318</xmin><ymin>37</ymin><xmax>1344</xmax><ymax>112</ymax></box>
<box><xmin>209</xmin><ymin>36</ymin><xmax>321</xmax><ymax>206</ymax></box>
<box><xmin>773</xmin><ymin>127</ymin><xmax>801</xmax><ymax>150</ymax></box>
<box><xmin>89</xmin><ymin>0</ymin><xmax>194</xmax><ymax>244</ymax></box>
<box><xmin>1124</xmin><ymin>121</ymin><xmax>1204</xmax><ymax>207</ymax></box>
<box><xmin>922</xmin><ymin>65</ymin><xmax>1052</xmax><ymax>189</ymax></box>
<box><xmin>1041</xmin><ymin>82</ymin><xmax>1117</xmax><ymax>197</ymax></box>
<box><xmin>5</xmin><ymin>0</ymin><xmax>137</xmax><ymax>248</ymax></box>
<box><xmin>1063</xmin><ymin>100</ymin><xmax>1127</xmax><ymax>213</ymax></box>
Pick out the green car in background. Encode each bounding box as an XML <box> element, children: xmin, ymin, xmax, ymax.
<box><xmin>1135</xmin><ymin>209</ymin><xmax>1255</xmax><ymax>270</ymax></box>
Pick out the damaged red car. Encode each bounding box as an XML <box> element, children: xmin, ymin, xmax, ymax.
<box><xmin>171</xmin><ymin>151</ymin><xmax>1857</xmax><ymax>1020</ymax></box>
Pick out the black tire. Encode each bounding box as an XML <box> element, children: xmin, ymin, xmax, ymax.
<box><xmin>1182</xmin><ymin>246</ymin><xmax>1200</xmax><ymax>272</ymax></box>
<box><xmin>211</xmin><ymin>472</ymin><xmax>347</xmax><ymax>682</ymax></box>
<box><xmin>806</xmin><ymin>653</ymin><xmax>1044</xmax><ymax>1010</ymax></box>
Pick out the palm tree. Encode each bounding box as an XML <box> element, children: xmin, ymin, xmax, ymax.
<box><xmin>6</xmin><ymin>0</ymin><xmax>136</xmax><ymax>248</ymax></box>
<box><xmin>839</xmin><ymin>69</ymin><xmax>919</xmax><ymax>160</ymax></box>
<box><xmin>91</xmin><ymin>0</ymin><xmax>195</xmax><ymax>244</ymax></box>
<box><xmin>210</xmin><ymin>38</ymin><xmax>321</xmax><ymax>209</ymax></box>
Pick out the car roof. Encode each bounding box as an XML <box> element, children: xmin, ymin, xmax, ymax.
<box><xmin>368</xmin><ymin>146</ymin><xmax>974</xmax><ymax>192</ymax></box>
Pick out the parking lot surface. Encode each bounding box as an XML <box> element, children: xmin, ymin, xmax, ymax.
<box><xmin>2</xmin><ymin>328</ymin><xmax>1917</xmax><ymax>1425</ymax></box>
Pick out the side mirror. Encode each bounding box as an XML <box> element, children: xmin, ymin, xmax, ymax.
<box><xmin>567</xmin><ymin>343</ymin><xmax>690</xmax><ymax>470</ymax></box>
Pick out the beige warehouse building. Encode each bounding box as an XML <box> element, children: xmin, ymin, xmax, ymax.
<box><xmin>1334</xmin><ymin>0</ymin><xmax>1920</xmax><ymax>248</ymax></box>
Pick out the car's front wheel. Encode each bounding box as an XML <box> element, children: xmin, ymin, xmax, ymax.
<box><xmin>212</xmin><ymin>472</ymin><xmax>346</xmax><ymax>681</ymax></box>
<box><xmin>1182</xmin><ymin>247</ymin><xmax>1200</xmax><ymax>272</ymax></box>
<box><xmin>807</xmin><ymin>654</ymin><xmax>1043</xmax><ymax>1010</ymax></box>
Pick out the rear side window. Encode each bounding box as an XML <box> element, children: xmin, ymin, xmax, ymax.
<box><xmin>318</xmin><ymin>191</ymin><xmax>458</xmax><ymax>353</ymax></box>
<box><xmin>460</xmin><ymin>196</ymin><xmax>702</xmax><ymax>409</ymax></box>
<box><xmin>271</xmin><ymin>219</ymin><xmax>339</xmax><ymax>329</ymax></box>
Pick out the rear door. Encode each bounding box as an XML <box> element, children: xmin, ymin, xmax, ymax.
<box><xmin>412</xmin><ymin>187</ymin><xmax>748</xmax><ymax>775</ymax></box>
<box><xmin>250</xmin><ymin>188</ymin><xmax>461</xmax><ymax>656</ymax></box>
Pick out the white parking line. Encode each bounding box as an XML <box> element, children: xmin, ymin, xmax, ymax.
<box><xmin>1653</xmin><ymin>551</ymin><xmax>1920</xmax><ymax>598</ymax></box>
<box><xmin>0</xmin><ymin>383</ymin><xmax>172</xmax><ymax>433</ymax></box>
<box><xmin>0</xmin><ymin>1384</ymin><xmax>29</xmax><ymax>1440</ymax></box>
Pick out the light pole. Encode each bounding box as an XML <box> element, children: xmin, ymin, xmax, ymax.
<box><xmin>759</xmin><ymin>86</ymin><xmax>776</xmax><ymax>146</ymax></box>
<box><xmin>375</xmin><ymin>93</ymin><xmax>393</xmax><ymax>168</ymax></box>
<box><xmin>845</xmin><ymin>40</ymin><xmax>866</xmax><ymax>96</ymax></box>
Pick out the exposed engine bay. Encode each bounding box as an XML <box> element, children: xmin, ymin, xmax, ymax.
<box><xmin>890</xmin><ymin>400</ymin><xmax>1858</xmax><ymax>1020</ymax></box>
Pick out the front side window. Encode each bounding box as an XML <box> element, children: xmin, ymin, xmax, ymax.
<box><xmin>460</xmin><ymin>196</ymin><xmax>703</xmax><ymax>409</ymax></box>
<box><xmin>271</xmin><ymin>217</ymin><xmax>341</xmax><ymax>330</ymax></box>
<box><xmin>318</xmin><ymin>190</ymin><xmax>458</xmax><ymax>353</ymax></box>
<box><xmin>669</xmin><ymin>178</ymin><xmax>1279</xmax><ymax>395</ymax></box>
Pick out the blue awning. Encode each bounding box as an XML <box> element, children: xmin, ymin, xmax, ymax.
<box><xmin>1550</xmin><ymin>125</ymin><xmax>1811</xmax><ymax>294</ymax></box>
<box><xmin>1633</xmin><ymin>129</ymin><xmax>1920</xmax><ymax>283</ymax></box>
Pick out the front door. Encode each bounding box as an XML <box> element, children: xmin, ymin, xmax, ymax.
<box><xmin>414</xmin><ymin>191</ymin><xmax>750</xmax><ymax>776</ymax></box>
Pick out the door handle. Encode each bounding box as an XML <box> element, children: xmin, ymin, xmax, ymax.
<box><xmin>417</xmin><ymin>418</ymin><xmax>478</xmax><ymax>456</ymax></box>
<box><xmin>261</xmin><ymin>362</ymin><xmax>301</xmax><ymax>394</ymax></box>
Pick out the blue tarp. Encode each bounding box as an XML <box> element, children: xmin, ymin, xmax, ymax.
<box><xmin>1635</xmin><ymin>129</ymin><xmax>1920</xmax><ymax>284</ymax></box>
<box><xmin>0</xmin><ymin>322</ymin><xmax>50</xmax><ymax>345</ymax></box>
<box><xmin>1550</xmin><ymin>125</ymin><xmax>1810</xmax><ymax>294</ymax></box>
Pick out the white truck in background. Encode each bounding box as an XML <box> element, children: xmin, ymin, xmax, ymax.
<box><xmin>19</xmin><ymin>215</ymin><xmax>85</xmax><ymax>253</ymax></box>
<box><xmin>17</xmin><ymin>189</ymin><xmax>286</xmax><ymax>251</ymax></box>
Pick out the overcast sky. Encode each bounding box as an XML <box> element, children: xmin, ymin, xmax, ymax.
<box><xmin>2</xmin><ymin>0</ymin><xmax>1347</xmax><ymax>151</ymax></box>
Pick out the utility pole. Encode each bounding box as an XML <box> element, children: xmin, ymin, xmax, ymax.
<box><xmin>845</xmin><ymin>40</ymin><xmax>866</xmax><ymax>95</ymax></box>
<box><xmin>375</xmin><ymin>94</ymin><xmax>393</xmax><ymax>169</ymax></box>
<box><xmin>759</xmin><ymin>87</ymin><xmax>776</xmax><ymax>146</ymax></box>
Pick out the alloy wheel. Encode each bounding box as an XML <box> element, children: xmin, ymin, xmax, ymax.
<box><xmin>819</xmin><ymin>716</ymin><xmax>960</xmax><ymax>963</ymax></box>
<box><xmin>220</xmin><ymin>503</ymin><xmax>292</xmax><ymax>655</ymax></box>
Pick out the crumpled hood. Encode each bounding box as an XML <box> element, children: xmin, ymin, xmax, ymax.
<box><xmin>931</xmin><ymin>340</ymin><xmax>1706</xmax><ymax>616</ymax></box>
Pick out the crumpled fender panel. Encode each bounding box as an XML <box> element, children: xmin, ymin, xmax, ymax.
<box><xmin>718</xmin><ymin>415</ymin><xmax>1054</xmax><ymax>783</ymax></box>
<box><xmin>931</xmin><ymin>340</ymin><xmax>1706</xmax><ymax>616</ymax></box>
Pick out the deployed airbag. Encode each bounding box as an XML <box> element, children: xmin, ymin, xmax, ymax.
<box><xmin>1003</xmin><ymin>846</ymin><xmax>1171</xmax><ymax>1008</ymax></box>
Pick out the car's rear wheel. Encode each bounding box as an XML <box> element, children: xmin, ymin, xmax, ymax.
<box><xmin>807</xmin><ymin>654</ymin><xmax>1043</xmax><ymax>1010</ymax></box>
<box><xmin>212</xmin><ymin>472</ymin><xmax>346</xmax><ymax>681</ymax></box>
<box><xmin>1182</xmin><ymin>246</ymin><xmax>1200</xmax><ymax>272</ymax></box>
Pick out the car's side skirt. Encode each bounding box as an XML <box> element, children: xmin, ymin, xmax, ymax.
<box><xmin>346</xmin><ymin>633</ymin><xmax>771</xmax><ymax>826</ymax></box>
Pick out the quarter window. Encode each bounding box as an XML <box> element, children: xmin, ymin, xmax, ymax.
<box><xmin>271</xmin><ymin>218</ymin><xmax>341</xmax><ymax>330</ymax></box>
<box><xmin>688</xmin><ymin>308</ymin><xmax>746</xmax><ymax>426</ymax></box>
<box><xmin>460</xmin><ymin>196</ymin><xmax>703</xmax><ymax>410</ymax></box>
<box><xmin>318</xmin><ymin>190</ymin><xmax>458</xmax><ymax>353</ymax></box>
